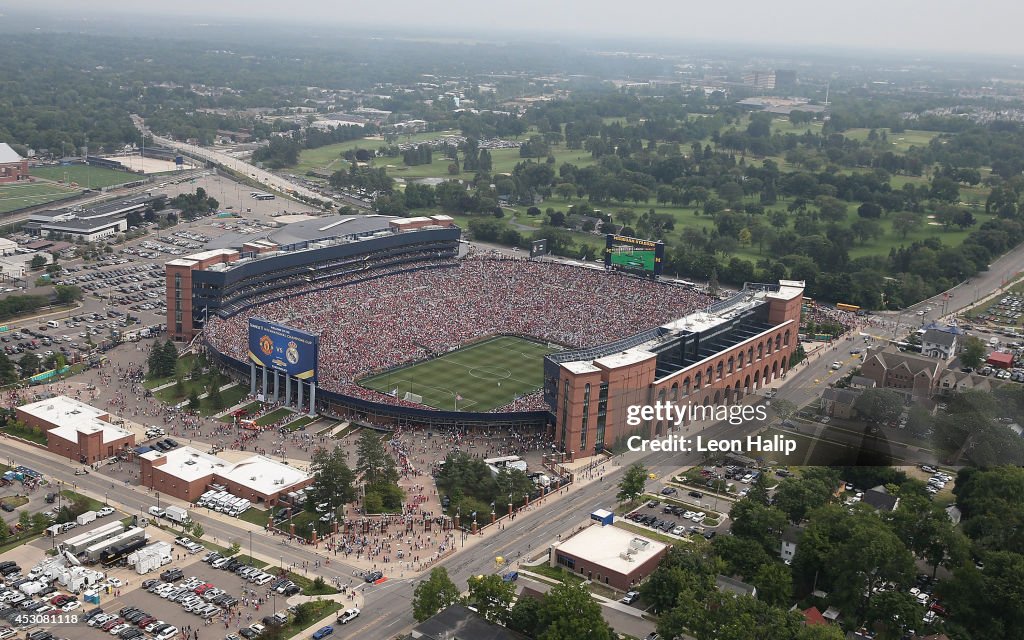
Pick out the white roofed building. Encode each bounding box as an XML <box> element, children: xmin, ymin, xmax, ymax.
<box><xmin>16</xmin><ymin>396</ymin><xmax>135</xmax><ymax>464</ymax></box>
<box><xmin>139</xmin><ymin>445</ymin><xmax>312</xmax><ymax>506</ymax></box>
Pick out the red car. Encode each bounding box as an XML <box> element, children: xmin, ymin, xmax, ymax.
<box><xmin>102</xmin><ymin>618</ymin><xmax>124</xmax><ymax>631</ymax></box>
<box><xmin>930</xmin><ymin>602</ymin><xmax>949</xmax><ymax>617</ymax></box>
<box><xmin>137</xmin><ymin>616</ymin><xmax>157</xmax><ymax>628</ymax></box>
<box><xmin>49</xmin><ymin>595</ymin><xmax>69</xmax><ymax>606</ymax></box>
<box><xmin>194</xmin><ymin>583</ymin><xmax>213</xmax><ymax>595</ymax></box>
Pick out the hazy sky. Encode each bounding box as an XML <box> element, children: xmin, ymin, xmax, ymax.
<box><xmin>14</xmin><ymin>1</ymin><xmax>1024</xmax><ymax>57</ymax></box>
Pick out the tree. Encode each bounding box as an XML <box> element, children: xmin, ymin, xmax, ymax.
<box><xmin>18</xmin><ymin>353</ymin><xmax>39</xmax><ymax>376</ymax></box>
<box><xmin>865</xmin><ymin>590</ymin><xmax>920</xmax><ymax>636</ymax></box>
<box><xmin>617</xmin><ymin>463</ymin><xmax>647</xmax><ymax>504</ymax></box>
<box><xmin>773</xmin><ymin>476</ymin><xmax>834</xmax><ymax>524</ymax></box>
<box><xmin>412</xmin><ymin>567</ymin><xmax>460</xmax><ymax>622</ymax></box>
<box><xmin>356</xmin><ymin>430</ymin><xmax>398</xmax><ymax>486</ymax></box>
<box><xmin>187</xmin><ymin>389</ymin><xmax>200</xmax><ymax>411</ymax></box>
<box><xmin>228</xmin><ymin>541</ymin><xmax>241</xmax><ymax>556</ymax></box>
<box><xmin>892</xmin><ymin>212</ymin><xmax>923</xmax><ymax>239</ymax></box>
<box><xmin>190</xmin><ymin>523</ymin><xmax>204</xmax><ymax>540</ymax></box>
<box><xmin>54</xmin><ymin>285</ymin><xmax>83</xmax><ymax>304</ymax></box>
<box><xmin>960</xmin><ymin>336</ymin><xmax>987</xmax><ymax>369</ymax></box>
<box><xmin>857</xmin><ymin>202</ymin><xmax>882</xmax><ymax>219</ymax></box>
<box><xmin>466</xmin><ymin>574</ymin><xmax>515</xmax><ymax>624</ymax></box>
<box><xmin>753</xmin><ymin>562</ymin><xmax>793</xmax><ymax>607</ymax></box>
<box><xmin>306</xmin><ymin>445</ymin><xmax>356</xmax><ymax>516</ymax></box>
<box><xmin>29</xmin><ymin>255</ymin><xmax>47</xmax><ymax>270</ymax></box>
<box><xmin>507</xmin><ymin>595</ymin><xmax>541</xmax><ymax>636</ymax></box>
<box><xmin>536</xmin><ymin>582</ymin><xmax>613</xmax><ymax>640</ymax></box>
<box><xmin>853</xmin><ymin>388</ymin><xmax>903</xmax><ymax>428</ymax></box>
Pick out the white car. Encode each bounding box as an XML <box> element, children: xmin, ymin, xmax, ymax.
<box><xmin>0</xmin><ymin>628</ymin><xmax>17</xmax><ymax>639</ymax></box>
<box><xmin>337</xmin><ymin>608</ymin><xmax>360</xmax><ymax>624</ymax></box>
<box><xmin>923</xmin><ymin>610</ymin><xmax>937</xmax><ymax>624</ymax></box>
<box><xmin>89</xmin><ymin>614</ymin><xmax>114</xmax><ymax>627</ymax></box>
<box><xmin>156</xmin><ymin>627</ymin><xmax>178</xmax><ymax>640</ymax></box>
<box><xmin>107</xmin><ymin>577</ymin><xmax>123</xmax><ymax>588</ymax></box>
<box><xmin>109</xmin><ymin>624</ymin><xmax>131</xmax><ymax>635</ymax></box>
<box><xmin>97</xmin><ymin>507</ymin><xmax>115</xmax><ymax>517</ymax></box>
<box><xmin>61</xmin><ymin>600</ymin><xmax>81</xmax><ymax>612</ymax></box>
<box><xmin>691</xmin><ymin>512</ymin><xmax>707</xmax><ymax>522</ymax></box>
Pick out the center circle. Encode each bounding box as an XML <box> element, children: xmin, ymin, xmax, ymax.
<box><xmin>468</xmin><ymin>366</ymin><xmax>512</xmax><ymax>380</ymax></box>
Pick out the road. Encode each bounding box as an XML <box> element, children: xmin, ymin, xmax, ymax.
<box><xmin>7</xmin><ymin>387</ymin><xmax>811</xmax><ymax>640</ymax></box>
<box><xmin>131</xmin><ymin>115</ymin><xmax>328</xmax><ymax>206</ymax></box>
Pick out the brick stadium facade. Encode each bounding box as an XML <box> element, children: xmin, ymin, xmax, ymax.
<box><xmin>545</xmin><ymin>281</ymin><xmax>804</xmax><ymax>458</ymax></box>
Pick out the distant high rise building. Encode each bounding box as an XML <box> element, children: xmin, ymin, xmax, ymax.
<box><xmin>743</xmin><ymin>71</ymin><xmax>776</xmax><ymax>91</ymax></box>
<box><xmin>774</xmin><ymin>70</ymin><xmax>797</xmax><ymax>89</ymax></box>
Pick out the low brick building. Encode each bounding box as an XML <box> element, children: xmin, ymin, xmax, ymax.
<box><xmin>16</xmin><ymin>396</ymin><xmax>135</xmax><ymax>464</ymax></box>
<box><xmin>858</xmin><ymin>345</ymin><xmax>943</xmax><ymax>400</ymax></box>
<box><xmin>139</xmin><ymin>445</ymin><xmax>312</xmax><ymax>506</ymax></box>
<box><xmin>550</xmin><ymin>523</ymin><xmax>667</xmax><ymax>591</ymax></box>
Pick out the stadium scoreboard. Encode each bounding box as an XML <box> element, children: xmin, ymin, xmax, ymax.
<box><xmin>248</xmin><ymin>317</ymin><xmax>319</xmax><ymax>382</ymax></box>
<box><xmin>604</xmin><ymin>234</ymin><xmax>665</xmax><ymax>278</ymax></box>
<box><xmin>530</xmin><ymin>239</ymin><xmax>548</xmax><ymax>258</ymax></box>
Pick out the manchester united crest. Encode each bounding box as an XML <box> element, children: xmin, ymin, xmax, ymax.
<box><xmin>259</xmin><ymin>335</ymin><xmax>274</xmax><ymax>356</ymax></box>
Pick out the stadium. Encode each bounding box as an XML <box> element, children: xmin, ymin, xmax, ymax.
<box><xmin>170</xmin><ymin>214</ymin><xmax>804</xmax><ymax>457</ymax></box>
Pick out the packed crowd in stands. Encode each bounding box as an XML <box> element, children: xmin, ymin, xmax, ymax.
<box><xmin>206</xmin><ymin>256</ymin><xmax>714</xmax><ymax>410</ymax></box>
<box><xmin>802</xmin><ymin>304</ymin><xmax>857</xmax><ymax>334</ymax></box>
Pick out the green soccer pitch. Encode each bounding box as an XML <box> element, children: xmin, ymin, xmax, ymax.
<box><xmin>358</xmin><ymin>336</ymin><xmax>559</xmax><ymax>412</ymax></box>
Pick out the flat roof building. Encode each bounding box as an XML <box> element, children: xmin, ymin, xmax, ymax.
<box><xmin>550</xmin><ymin>523</ymin><xmax>668</xmax><ymax>591</ymax></box>
<box><xmin>139</xmin><ymin>445</ymin><xmax>312</xmax><ymax>506</ymax></box>
<box><xmin>16</xmin><ymin>396</ymin><xmax>135</xmax><ymax>464</ymax></box>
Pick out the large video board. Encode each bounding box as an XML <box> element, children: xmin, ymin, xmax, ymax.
<box><xmin>604</xmin><ymin>235</ymin><xmax>665</xmax><ymax>278</ymax></box>
<box><xmin>247</xmin><ymin>317</ymin><xmax>318</xmax><ymax>382</ymax></box>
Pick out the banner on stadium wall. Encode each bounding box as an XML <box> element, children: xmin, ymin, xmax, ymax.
<box><xmin>247</xmin><ymin>317</ymin><xmax>318</xmax><ymax>382</ymax></box>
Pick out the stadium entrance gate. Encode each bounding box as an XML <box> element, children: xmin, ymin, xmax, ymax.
<box><xmin>249</xmin><ymin>363</ymin><xmax>317</xmax><ymax>416</ymax></box>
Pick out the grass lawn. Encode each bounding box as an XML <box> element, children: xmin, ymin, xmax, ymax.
<box><xmin>60</xmin><ymin>490</ymin><xmax>104</xmax><ymax>511</ymax></box>
<box><xmin>359</xmin><ymin>336</ymin><xmax>557</xmax><ymax>411</ymax></box>
<box><xmin>219</xmin><ymin>400</ymin><xmax>263</xmax><ymax>423</ymax></box>
<box><xmin>282</xmin><ymin>416</ymin><xmax>314</xmax><ymax>431</ymax></box>
<box><xmin>256</xmin><ymin>407</ymin><xmax>296</xmax><ymax>426</ymax></box>
<box><xmin>0</xmin><ymin>181</ymin><xmax>76</xmax><ymax>214</ymax></box>
<box><xmin>3</xmin><ymin>423</ymin><xmax>47</xmax><ymax>445</ymax></box>
<box><xmin>279</xmin><ymin>600</ymin><xmax>343</xmax><ymax>639</ymax></box>
<box><xmin>31</xmin><ymin>165</ymin><xmax>138</xmax><ymax>189</ymax></box>
<box><xmin>841</xmin><ymin>128</ymin><xmax>939</xmax><ymax>153</ymax></box>
<box><xmin>199</xmin><ymin>384</ymin><xmax>248</xmax><ymax>415</ymax></box>
<box><xmin>292</xmin><ymin>130</ymin><xmax>461</xmax><ymax>176</ymax></box>
<box><xmin>237</xmin><ymin>506</ymin><xmax>271</xmax><ymax>527</ymax></box>
<box><xmin>286</xmin><ymin>571</ymin><xmax>340</xmax><ymax>596</ymax></box>
<box><xmin>0</xmin><ymin>496</ymin><xmax>28</xmax><ymax>510</ymax></box>
<box><xmin>528</xmin><ymin>564</ymin><xmax>585</xmax><ymax>585</ymax></box>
